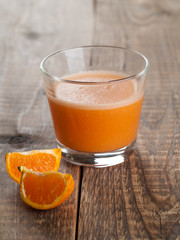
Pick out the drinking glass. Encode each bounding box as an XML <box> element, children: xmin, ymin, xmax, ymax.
<box><xmin>40</xmin><ymin>46</ymin><xmax>149</xmax><ymax>167</ymax></box>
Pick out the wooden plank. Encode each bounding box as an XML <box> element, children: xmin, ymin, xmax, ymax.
<box><xmin>77</xmin><ymin>0</ymin><xmax>180</xmax><ymax>239</ymax></box>
<box><xmin>0</xmin><ymin>0</ymin><xmax>92</xmax><ymax>239</ymax></box>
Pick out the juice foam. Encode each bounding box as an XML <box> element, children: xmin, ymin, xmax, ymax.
<box><xmin>47</xmin><ymin>71</ymin><xmax>142</xmax><ymax>110</ymax></box>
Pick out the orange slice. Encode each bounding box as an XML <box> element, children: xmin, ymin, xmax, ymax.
<box><xmin>6</xmin><ymin>149</ymin><xmax>61</xmax><ymax>184</ymax></box>
<box><xmin>18</xmin><ymin>166</ymin><xmax>74</xmax><ymax>210</ymax></box>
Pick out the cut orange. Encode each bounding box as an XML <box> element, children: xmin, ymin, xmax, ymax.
<box><xmin>18</xmin><ymin>166</ymin><xmax>74</xmax><ymax>210</ymax></box>
<box><xmin>6</xmin><ymin>149</ymin><xmax>61</xmax><ymax>184</ymax></box>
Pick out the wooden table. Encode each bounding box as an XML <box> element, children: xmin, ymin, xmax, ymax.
<box><xmin>0</xmin><ymin>0</ymin><xmax>179</xmax><ymax>239</ymax></box>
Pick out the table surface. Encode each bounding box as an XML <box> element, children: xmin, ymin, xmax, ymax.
<box><xmin>0</xmin><ymin>0</ymin><xmax>180</xmax><ymax>239</ymax></box>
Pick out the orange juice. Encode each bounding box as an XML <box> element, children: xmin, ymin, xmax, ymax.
<box><xmin>47</xmin><ymin>71</ymin><xmax>143</xmax><ymax>152</ymax></box>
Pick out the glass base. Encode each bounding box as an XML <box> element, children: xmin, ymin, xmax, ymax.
<box><xmin>57</xmin><ymin>140</ymin><xmax>136</xmax><ymax>168</ymax></box>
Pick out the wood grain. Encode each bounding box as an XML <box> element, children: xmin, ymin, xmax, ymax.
<box><xmin>0</xmin><ymin>0</ymin><xmax>179</xmax><ymax>239</ymax></box>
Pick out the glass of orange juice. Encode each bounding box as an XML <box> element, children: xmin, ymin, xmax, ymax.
<box><xmin>40</xmin><ymin>46</ymin><xmax>149</xmax><ymax>167</ymax></box>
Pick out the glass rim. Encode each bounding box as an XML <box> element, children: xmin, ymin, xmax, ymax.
<box><xmin>40</xmin><ymin>45</ymin><xmax>149</xmax><ymax>84</ymax></box>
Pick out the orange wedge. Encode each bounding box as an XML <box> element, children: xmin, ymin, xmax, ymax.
<box><xmin>6</xmin><ymin>149</ymin><xmax>61</xmax><ymax>184</ymax></box>
<box><xmin>18</xmin><ymin>166</ymin><xmax>74</xmax><ymax>210</ymax></box>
